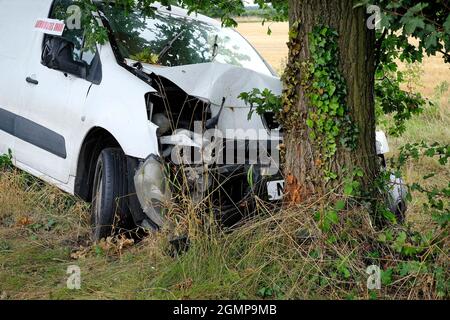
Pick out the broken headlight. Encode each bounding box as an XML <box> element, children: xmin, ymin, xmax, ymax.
<box><xmin>134</xmin><ymin>155</ymin><xmax>171</xmax><ymax>228</ymax></box>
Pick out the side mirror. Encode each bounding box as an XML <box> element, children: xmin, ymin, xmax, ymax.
<box><xmin>41</xmin><ymin>37</ymin><xmax>87</xmax><ymax>79</ymax></box>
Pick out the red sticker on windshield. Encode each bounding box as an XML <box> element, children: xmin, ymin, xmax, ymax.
<box><xmin>34</xmin><ymin>18</ymin><xmax>65</xmax><ymax>36</ymax></box>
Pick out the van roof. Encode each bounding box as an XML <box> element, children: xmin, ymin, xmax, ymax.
<box><xmin>94</xmin><ymin>1</ymin><xmax>222</xmax><ymax>27</ymax></box>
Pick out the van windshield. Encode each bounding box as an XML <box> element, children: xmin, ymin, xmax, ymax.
<box><xmin>101</xmin><ymin>8</ymin><xmax>274</xmax><ymax>76</ymax></box>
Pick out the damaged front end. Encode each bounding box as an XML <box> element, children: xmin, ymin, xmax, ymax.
<box><xmin>133</xmin><ymin>156</ymin><xmax>283</xmax><ymax>230</ymax></box>
<box><xmin>131</xmin><ymin>63</ymin><xmax>284</xmax><ymax>229</ymax></box>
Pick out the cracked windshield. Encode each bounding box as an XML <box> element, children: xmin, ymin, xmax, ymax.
<box><xmin>103</xmin><ymin>7</ymin><xmax>273</xmax><ymax>76</ymax></box>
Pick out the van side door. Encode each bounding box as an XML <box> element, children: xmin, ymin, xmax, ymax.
<box><xmin>17</xmin><ymin>0</ymin><xmax>101</xmax><ymax>184</ymax></box>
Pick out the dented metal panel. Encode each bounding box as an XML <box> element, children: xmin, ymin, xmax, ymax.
<box><xmin>141</xmin><ymin>62</ymin><xmax>282</xmax><ymax>108</ymax></box>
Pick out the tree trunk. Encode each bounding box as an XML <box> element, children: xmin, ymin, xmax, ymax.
<box><xmin>283</xmin><ymin>0</ymin><xmax>378</xmax><ymax>202</ymax></box>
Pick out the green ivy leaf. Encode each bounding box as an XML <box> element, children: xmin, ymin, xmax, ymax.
<box><xmin>424</xmin><ymin>31</ymin><xmax>438</xmax><ymax>50</ymax></box>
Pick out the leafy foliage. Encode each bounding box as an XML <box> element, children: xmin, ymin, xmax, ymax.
<box><xmin>73</xmin><ymin>0</ymin><xmax>449</xmax><ymax>61</ymax></box>
<box><xmin>69</xmin><ymin>1</ymin><xmax>448</xmax><ymax>134</ymax></box>
<box><xmin>130</xmin><ymin>48</ymin><xmax>160</xmax><ymax>64</ymax></box>
<box><xmin>238</xmin><ymin>88</ymin><xmax>282</xmax><ymax>120</ymax></box>
<box><xmin>392</xmin><ymin>142</ymin><xmax>450</xmax><ymax>227</ymax></box>
<box><xmin>364</xmin><ymin>0</ymin><xmax>450</xmax><ymax>64</ymax></box>
<box><xmin>375</xmin><ymin>63</ymin><xmax>426</xmax><ymax>136</ymax></box>
<box><xmin>366</xmin><ymin>1</ymin><xmax>449</xmax><ymax>133</ymax></box>
<box><xmin>241</xmin><ymin>25</ymin><xmax>361</xmax><ymax>182</ymax></box>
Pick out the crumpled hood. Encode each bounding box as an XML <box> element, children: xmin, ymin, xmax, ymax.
<box><xmin>140</xmin><ymin>62</ymin><xmax>282</xmax><ymax>107</ymax></box>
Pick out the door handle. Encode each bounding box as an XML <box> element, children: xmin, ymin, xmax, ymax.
<box><xmin>26</xmin><ymin>77</ymin><xmax>39</xmax><ymax>85</ymax></box>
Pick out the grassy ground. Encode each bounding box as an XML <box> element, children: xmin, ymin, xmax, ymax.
<box><xmin>1</xmin><ymin>169</ymin><xmax>447</xmax><ymax>300</ymax></box>
<box><xmin>0</xmin><ymin>22</ymin><xmax>449</xmax><ymax>300</ymax></box>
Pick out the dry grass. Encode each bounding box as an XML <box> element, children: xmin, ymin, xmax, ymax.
<box><xmin>1</xmin><ymin>170</ymin><xmax>447</xmax><ymax>300</ymax></box>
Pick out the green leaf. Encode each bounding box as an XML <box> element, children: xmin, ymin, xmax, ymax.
<box><xmin>403</xmin><ymin>16</ymin><xmax>425</xmax><ymax>34</ymax></box>
<box><xmin>326</xmin><ymin>210</ymin><xmax>339</xmax><ymax>224</ymax></box>
<box><xmin>423</xmin><ymin>173</ymin><xmax>436</xmax><ymax>180</ymax></box>
<box><xmin>353</xmin><ymin>168</ymin><xmax>363</xmax><ymax>177</ymax></box>
<box><xmin>381</xmin><ymin>268</ymin><xmax>394</xmax><ymax>286</ymax></box>
<box><xmin>444</xmin><ymin>15</ymin><xmax>450</xmax><ymax>33</ymax></box>
<box><xmin>424</xmin><ymin>31</ymin><xmax>438</xmax><ymax>49</ymax></box>
<box><xmin>393</xmin><ymin>231</ymin><xmax>407</xmax><ymax>253</ymax></box>
<box><xmin>411</xmin><ymin>2</ymin><xmax>430</xmax><ymax>13</ymax></box>
<box><xmin>328</xmin><ymin>84</ymin><xmax>336</xmax><ymax>96</ymax></box>
<box><xmin>247</xmin><ymin>165</ymin><xmax>254</xmax><ymax>188</ymax></box>
<box><xmin>344</xmin><ymin>184</ymin><xmax>354</xmax><ymax>196</ymax></box>
<box><xmin>398</xmin><ymin>261</ymin><xmax>422</xmax><ymax>277</ymax></box>
<box><xmin>335</xmin><ymin>200</ymin><xmax>346</xmax><ymax>211</ymax></box>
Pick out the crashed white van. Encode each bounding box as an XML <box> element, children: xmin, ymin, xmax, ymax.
<box><xmin>0</xmin><ymin>0</ymin><xmax>405</xmax><ymax>240</ymax></box>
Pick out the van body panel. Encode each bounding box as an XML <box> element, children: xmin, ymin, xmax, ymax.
<box><xmin>1</xmin><ymin>0</ymin><xmax>160</xmax><ymax>191</ymax></box>
<box><xmin>68</xmin><ymin>42</ymin><xmax>160</xmax><ymax>162</ymax></box>
<box><xmin>0</xmin><ymin>0</ymin><xmax>53</xmax><ymax>159</ymax></box>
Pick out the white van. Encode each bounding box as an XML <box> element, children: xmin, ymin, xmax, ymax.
<box><xmin>0</xmin><ymin>0</ymin><xmax>405</xmax><ymax>240</ymax></box>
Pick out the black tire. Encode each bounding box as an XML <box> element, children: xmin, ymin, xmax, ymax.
<box><xmin>91</xmin><ymin>148</ymin><xmax>133</xmax><ymax>241</ymax></box>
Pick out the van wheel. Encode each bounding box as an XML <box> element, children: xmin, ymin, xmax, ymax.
<box><xmin>91</xmin><ymin>148</ymin><xmax>132</xmax><ymax>241</ymax></box>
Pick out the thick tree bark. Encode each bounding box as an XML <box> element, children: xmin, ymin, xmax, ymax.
<box><xmin>284</xmin><ymin>0</ymin><xmax>378</xmax><ymax>202</ymax></box>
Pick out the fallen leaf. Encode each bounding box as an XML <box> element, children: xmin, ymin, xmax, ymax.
<box><xmin>17</xmin><ymin>216</ymin><xmax>32</xmax><ymax>227</ymax></box>
<box><xmin>175</xmin><ymin>278</ymin><xmax>193</xmax><ymax>290</ymax></box>
<box><xmin>117</xmin><ymin>235</ymin><xmax>134</xmax><ymax>254</ymax></box>
<box><xmin>70</xmin><ymin>246</ymin><xmax>90</xmax><ymax>260</ymax></box>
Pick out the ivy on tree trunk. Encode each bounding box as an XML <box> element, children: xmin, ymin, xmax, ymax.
<box><xmin>282</xmin><ymin>0</ymin><xmax>378</xmax><ymax>202</ymax></box>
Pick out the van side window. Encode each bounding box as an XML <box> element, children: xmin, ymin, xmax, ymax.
<box><xmin>47</xmin><ymin>0</ymin><xmax>96</xmax><ymax>68</ymax></box>
<box><xmin>42</xmin><ymin>0</ymin><xmax>102</xmax><ymax>84</ymax></box>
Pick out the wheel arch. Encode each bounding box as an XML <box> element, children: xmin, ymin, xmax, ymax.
<box><xmin>74</xmin><ymin>127</ymin><xmax>123</xmax><ymax>202</ymax></box>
